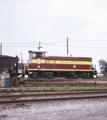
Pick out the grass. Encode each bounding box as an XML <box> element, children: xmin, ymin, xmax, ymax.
<box><xmin>1</xmin><ymin>98</ymin><xmax>6</xmax><ymax>101</ymax></box>
<box><xmin>97</xmin><ymin>76</ymin><xmax>107</xmax><ymax>79</ymax></box>
<box><xmin>23</xmin><ymin>85</ymin><xmax>107</xmax><ymax>91</ymax></box>
<box><xmin>6</xmin><ymin>89</ymin><xmax>10</xmax><ymax>91</ymax></box>
<box><xmin>16</xmin><ymin>104</ymin><xmax>26</xmax><ymax>108</ymax></box>
<box><xmin>14</xmin><ymin>89</ymin><xmax>19</xmax><ymax>91</ymax></box>
<box><xmin>10</xmin><ymin>98</ymin><xmax>16</xmax><ymax>101</ymax></box>
<box><xmin>1</xmin><ymin>84</ymin><xmax>107</xmax><ymax>92</ymax></box>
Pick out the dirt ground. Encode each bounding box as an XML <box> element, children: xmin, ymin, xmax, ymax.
<box><xmin>0</xmin><ymin>98</ymin><xmax>107</xmax><ymax>120</ymax></box>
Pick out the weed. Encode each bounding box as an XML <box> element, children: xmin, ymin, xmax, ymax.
<box><xmin>16</xmin><ymin>104</ymin><xmax>26</xmax><ymax>108</ymax></box>
<box><xmin>1</xmin><ymin>98</ymin><xmax>6</xmax><ymax>101</ymax></box>
<box><xmin>10</xmin><ymin>98</ymin><xmax>16</xmax><ymax>101</ymax></box>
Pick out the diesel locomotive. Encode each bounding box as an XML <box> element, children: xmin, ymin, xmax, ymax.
<box><xmin>24</xmin><ymin>50</ymin><xmax>97</xmax><ymax>79</ymax></box>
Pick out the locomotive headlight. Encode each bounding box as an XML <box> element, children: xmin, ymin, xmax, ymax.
<box><xmin>93</xmin><ymin>75</ymin><xmax>97</xmax><ymax>79</ymax></box>
<box><xmin>24</xmin><ymin>75</ymin><xmax>28</xmax><ymax>79</ymax></box>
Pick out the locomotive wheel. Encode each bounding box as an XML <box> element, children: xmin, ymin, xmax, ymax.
<box><xmin>32</xmin><ymin>72</ymin><xmax>39</xmax><ymax>79</ymax></box>
<box><xmin>67</xmin><ymin>74</ymin><xmax>72</xmax><ymax>78</ymax></box>
<box><xmin>46</xmin><ymin>74</ymin><xmax>52</xmax><ymax>79</ymax></box>
<box><xmin>45</xmin><ymin>72</ymin><xmax>54</xmax><ymax>79</ymax></box>
<box><xmin>73</xmin><ymin>74</ymin><xmax>77</xmax><ymax>79</ymax></box>
<box><xmin>33</xmin><ymin>74</ymin><xmax>39</xmax><ymax>79</ymax></box>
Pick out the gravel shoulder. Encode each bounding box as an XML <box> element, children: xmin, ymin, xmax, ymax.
<box><xmin>0</xmin><ymin>98</ymin><xmax>107</xmax><ymax>120</ymax></box>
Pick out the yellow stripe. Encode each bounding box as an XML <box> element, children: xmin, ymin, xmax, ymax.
<box><xmin>32</xmin><ymin>59</ymin><xmax>45</xmax><ymax>63</ymax></box>
<box><xmin>55</xmin><ymin>60</ymin><xmax>92</xmax><ymax>65</ymax></box>
<box><xmin>32</xmin><ymin>59</ymin><xmax>92</xmax><ymax>65</ymax></box>
<box><xmin>27</xmin><ymin>69</ymin><xmax>94</xmax><ymax>72</ymax></box>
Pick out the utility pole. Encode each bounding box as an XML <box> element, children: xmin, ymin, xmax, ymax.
<box><xmin>67</xmin><ymin>37</ymin><xmax>68</xmax><ymax>57</ymax></box>
<box><xmin>37</xmin><ymin>41</ymin><xmax>42</xmax><ymax>51</ymax></box>
<box><xmin>0</xmin><ymin>43</ymin><xmax>2</xmax><ymax>55</ymax></box>
<box><xmin>21</xmin><ymin>53</ymin><xmax>23</xmax><ymax>63</ymax></box>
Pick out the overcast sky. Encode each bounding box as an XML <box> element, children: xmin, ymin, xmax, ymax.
<box><xmin>0</xmin><ymin>0</ymin><xmax>107</xmax><ymax>72</ymax></box>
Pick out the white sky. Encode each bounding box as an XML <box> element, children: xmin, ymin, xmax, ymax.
<box><xmin>0</xmin><ymin>0</ymin><xmax>107</xmax><ymax>72</ymax></box>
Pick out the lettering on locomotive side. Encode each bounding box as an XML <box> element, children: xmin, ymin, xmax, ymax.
<box><xmin>32</xmin><ymin>59</ymin><xmax>92</xmax><ymax>65</ymax></box>
<box><xmin>49</xmin><ymin>60</ymin><xmax>54</xmax><ymax>64</ymax></box>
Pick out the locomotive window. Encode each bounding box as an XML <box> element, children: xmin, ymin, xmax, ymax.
<box><xmin>39</xmin><ymin>53</ymin><xmax>42</xmax><ymax>57</ymax></box>
<box><xmin>42</xmin><ymin>53</ymin><xmax>45</xmax><ymax>57</ymax></box>
<box><xmin>36</xmin><ymin>53</ymin><xmax>42</xmax><ymax>57</ymax></box>
<box><xmin>29</xmin><ymin>53</ymin><xmax>33</xmax><ymax>61</ymax></box>
<box><xmin>33</xmin><ymin>53</ymin><xmax>36</xmax><ymax>57</ymax></box>
<box><xmin>36</xmin><ymin>53</ymin><xmax>38</xmax><ymax>57</ymax></box>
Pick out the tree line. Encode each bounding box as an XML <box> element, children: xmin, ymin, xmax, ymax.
<box><xmin>99</xmin><ymin>60</ymin><xmax>107</xmax><ymax>77</ymax></box>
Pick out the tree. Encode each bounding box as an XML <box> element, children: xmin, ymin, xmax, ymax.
<box><xmin>99</xmin><ymin>60</ymin><xmax>107</xmax><ymax>75</ymax></box>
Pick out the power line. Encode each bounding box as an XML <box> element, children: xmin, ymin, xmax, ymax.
<box><xmin>42</xmin><ymin>39</ymin><xmax>65</xmax><ymax>45</ymax></box>
<box><xmin>1</xmin><ymin>38</ymin><xmax>107</xmax><ymax>49</ymax></box>
<box><xmin>69</xmin><ymin>39</ymin><xmax>107</xmax><ymax>41</ymax></box>
<box><xmin>2</xmin><ymin>43</ymin><xmax>107</xmax><ymax>49</ymax></box>
<box><xmin>2</xmin><ymin>39</ymin><xmax>107</xmax><ymax>44</ymax></box>
<box><xmin>69</xmin><ymin>46</ymin><xmax>107</xmax><ymax>49</ymax></box>
<box><xmin>42</xmin><ymin>44</ymin><xmax>107</xmax><ymax>49</ymax></box>
<box><xmin>2</xmin><ymin>39</ymin><xmax>65</xmax><ymax>44</ymax></box>
<box><xmin>3</xmin><ymin>45</ymin><xmax>37</xmax><ymax>47</ymax></box>
<box><xmin>2</xmin><ymin>42</ymin><xmax>38</xmax><ymax>44</ymax></box>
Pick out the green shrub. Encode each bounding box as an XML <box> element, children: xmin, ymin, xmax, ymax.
<box><xmin>105</xmin><ymin>72</ymin><xmax>107</xmax><ymax>78</ymax></box>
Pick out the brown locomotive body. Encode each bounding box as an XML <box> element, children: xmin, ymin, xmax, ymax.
<box><xmin>25</xmin><ymin>50</ymin><xmax>97</xmax><ymax>78</ymax></box>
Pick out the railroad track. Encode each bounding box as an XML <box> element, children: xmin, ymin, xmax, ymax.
<box><xmin>23</xmin><ymin>78</ymin><xmax>107</xmax><ymax>82</ymax></box>
<box><xmin>24</xmin><ymin>81</ymin><xmax>107</xmax><ymax>86</ymax></box>
<box><xmin>1</xmin><ymin>91</ymin><xmax>107</xmax><ymax>104</ymax></box>
<box><xmin>13</xmin><ymin>78</ymin><xmax>107</xmax><ymax>87</ymax></box>
<box><xmin>1</xmin><ymin>88</ymin><xmax>107</xmax><ymax>93</ymax></box>
<box><xmin>23</xmin><ymin>79</ymin><xmax>107</xmax><ymax>86</ymax></box>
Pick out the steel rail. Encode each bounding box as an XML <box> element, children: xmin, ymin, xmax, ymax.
<box><xmin>24</xmin><ymin>81</ymin><xmax>107</xmax><ymax>86</ymax></box>
<box><xmin>0</xmin><ymin>91</ymin><xmax>107</xmax><ymax>98</ymax></box>
<box><xmin>23</xmin><ymin>78</ymin><xmax>107</xmax><ymax>81</ymax></box>
<box><xmin>0</xmin><ymin>94</ymin><xmax>107</xmax><ymax>104</ymax></box>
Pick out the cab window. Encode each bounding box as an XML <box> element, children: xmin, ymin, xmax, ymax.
<box><xmin>33</xmin><ymin>53</ymin><xmax>36</xmax><ymax>57</ymax></box>
<box><xmin>36</xmin><ymin>53</ymin><xmax>42</xmax><ymax>57</ymax></box>
<box><xmin>42</xmin><ymin>53</ymin><xmax>45</xmax><ymax>57</ymax></box>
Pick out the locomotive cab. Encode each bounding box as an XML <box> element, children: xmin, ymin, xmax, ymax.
<box><xmin>28</xmin><ymin>50</ymin><xmax>47</xmax><ymax>63</ymax></box>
